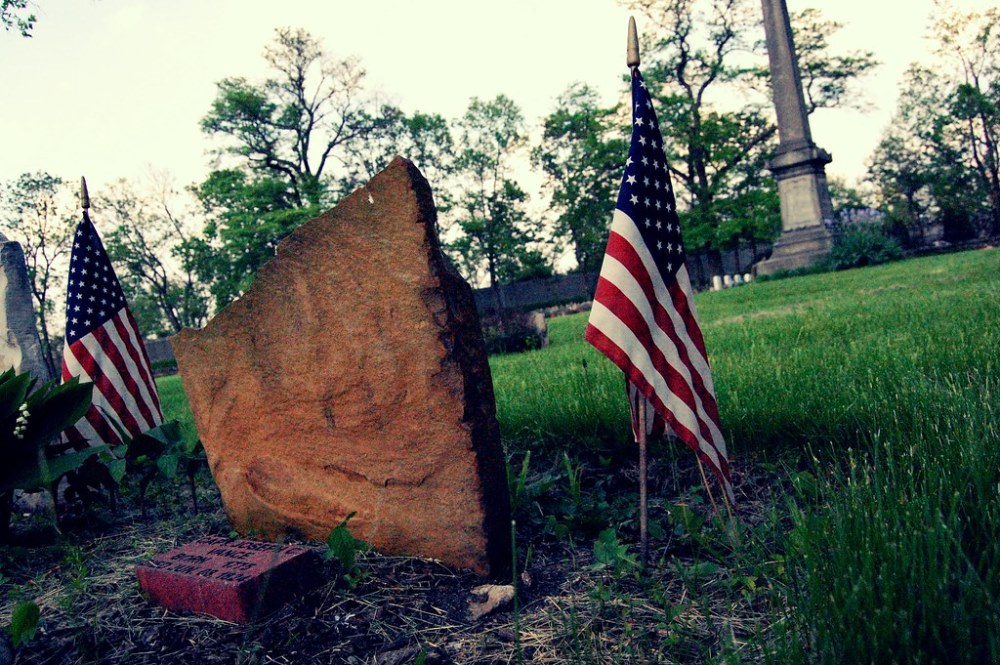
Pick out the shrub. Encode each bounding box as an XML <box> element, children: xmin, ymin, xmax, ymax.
<box><xmin>0</xmin><ymin>369</ymin><xmax>96</xmax><ymax>541</ymax></box>
<box><xmin>828</xmin><ymin>214</ymin><xmax>903</xmax><ymax>270</ymax></box>
<box><xmin>481</xmin><ymin>311</ymin><xmax>547</xmax><ymax>355</ymax></box>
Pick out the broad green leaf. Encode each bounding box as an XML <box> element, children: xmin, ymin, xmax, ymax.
<box><xmin>157</xmin><ymin>453</ymin><xmax>179</xmax><ymax>480</ymax></box>
<box><xmin>0</xmin><ymin>370</ymin><xmax>31</xmax><ymax>421</ymax></box>
<box><xmin>108</xmin><ymin>458</ymin><xmax>127</xmax><ymax>484</ymax></box>
<box><xmin>0</xmin><ymin>446</ymin><xmax>105</xmax><ymax>493</ymax></box>
<box><xmin>9</xmin><ymin>601</ymin><xmax>40</xmax><ymax>647</ymax></box>
<box><xmin>324</xmin><ymin>511</ymin><xmax>368</xmax><ymax>572</ymax></box>
<box><xmin>22</xmin><ymin>378</ymin><xmax>93</xmax><ymax>446</ymax></box>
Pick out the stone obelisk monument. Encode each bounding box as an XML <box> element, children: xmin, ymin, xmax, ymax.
<box><xmin>755</xmin><ymin>0</ymin><xmax>835</xmax><ymax>276</ymax></box>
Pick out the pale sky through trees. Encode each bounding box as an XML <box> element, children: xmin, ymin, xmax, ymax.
<box><xmin>0</xmin><ymin>0</ymin><xmax>992</xmax><ymax>198</ymax></box>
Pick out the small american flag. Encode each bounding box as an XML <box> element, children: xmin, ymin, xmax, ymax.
<box><xmin>585</xmin><ymin>69</ymin><xmax>733</xmax><ymax>503</ymax></box>
<box><xmin>62</xmin><ymin>210</ymin><xmax>163</xmax><ymax>446</ymax></box>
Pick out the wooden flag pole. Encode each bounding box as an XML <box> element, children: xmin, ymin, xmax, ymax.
<box><xmin>638</xmin><ymin>402</ymin><xmax>649</xmax><ymax>566</ymax></box>
<box><xmin>695</xmin><ymin>456</ymin><xmax>722</xmax><ymax>519</ymax></box>
<box><xmin>626</xmin><ymin>16</ymin><xmax>650</xmax><ymax>568</ymax></box>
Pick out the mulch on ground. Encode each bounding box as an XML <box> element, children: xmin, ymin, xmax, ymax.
<box><xmin>1</xmin><ymin>455</ymin><xmax>781</xmax><ymax>664</ymax></box>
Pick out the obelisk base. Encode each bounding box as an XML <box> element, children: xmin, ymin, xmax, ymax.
<box><xmin>755</xmin><ymin>144</ymin><xmax>835</xmax><ymax>276</ymax></box>
<box><xmin>754</xmin><ymin>225</ymin><xmax>834</xmax><ymax>276</ymax></box>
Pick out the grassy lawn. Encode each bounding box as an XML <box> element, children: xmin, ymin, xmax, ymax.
<box><xmin>7</xmin><ymin>248</ymin><xmax>998</xmax><ymax>663</ymax></box>
<box><xmin>489</xmin><ymin>248</ymin><xmax>999</xmax><ymax>661</ymax></box>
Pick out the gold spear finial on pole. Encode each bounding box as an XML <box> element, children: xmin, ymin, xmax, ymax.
<box><xmin>627</xmin><ymin>16</ymin><xmax>640</xmax><ymax>70</ymax></box>
<box><xmin>80</xmin><ymin>176</ymin><xmax>90</xmax><ymax>210</ymax></box>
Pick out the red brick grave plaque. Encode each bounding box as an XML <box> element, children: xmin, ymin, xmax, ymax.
<box><xmin>136</xmin><ymin>536</ymin><xmax>320</xmax><ymax>623</ymax></box>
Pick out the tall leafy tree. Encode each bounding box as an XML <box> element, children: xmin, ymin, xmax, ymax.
<box><xmin>0</xmin><ymin>173</ymin><xmax>76</xmax><ymax>376</ymax></box>
<box><xmin>450</xmin><ymin>95</ymin><xmax>549</xmax><ymax>308</ymax></box>
<box><xmin>868</xmin><ymin>67</ymin><xmax>979</xmax><ymax>245</ymax></box>
<box><xmin>197</xmin><ymin>27</ymin><xmax>377</xmax><ymax>307</ymax></box>
<box><xmin>623</xmin><ymin>0</ymin><xmax>876</xmax><ymax>270</ymax></box>
<box><xmin>869</xmin><ymin>5</ymin><xmax>999</xmax><ymax>242</ymax></box>
<box><xmin>202</xmin><ymin>27</ymin><xmax>371</xmax><ymax>207</ymax></box>
<box><xmin>98</xmin><ymin>175</ymin><xmax>210</xmax><ymax>336</ymax></box>
<box><xmin>337</xmin><ymin>105</ymin><xmax>457</xmax><ymax>225</ymax></box>
<box><xmin>936</xmin><ymin>5</ymin><xmax>1000</xmax><ymax>235</ymax></box>
<box><xmin>533</xmin><ymin>83</ymin><xmax>628</xmax><ymax>272</ymax></box>
<box><xmin>191</xmin><ymin>170</ymin><xmax>317</xmax><ymax>307</ymax></box>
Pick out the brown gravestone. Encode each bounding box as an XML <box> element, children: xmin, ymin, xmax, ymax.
<box><xmin>172</xmin><ymin>158</ymin><xmax>510</xmax><ymax>577</ymax></box>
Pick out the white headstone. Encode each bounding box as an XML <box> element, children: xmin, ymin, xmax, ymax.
<box><xmin>723</xmin><ymin>275</ymin><xmax>733</xmax><ymax>288</ymax></box>
<box><xmin>744</xmin><ymin>273</ymin><xmax>753</xmax><ymax>283</ymax></box>
<box><xmin>712</xmin><ymin>275</ymin><xmax>723</xmax><ymax>291</ymax></box>
<box><xmin>733</xmin><ymin>274</ymin><xmax>744</xmax><ymax>285</ymax></box>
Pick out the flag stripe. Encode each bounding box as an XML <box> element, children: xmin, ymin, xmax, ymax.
<box><xmin>68</xmin><ymin>339</ymin><xmax>145</xmax><ymax>435</ymax></box>
<box><xmin>628</xmin><ymin>381</ymin><xmax>666</xmax><ymax>440</ymax></box>
<box><xmin>117</xmin><ymin>309</ymin><xmax>162</xmax><ymax>416</ymax></box>
<box><xmin>673</xmin><ymin>267</ymin><xmax>712</xmax><ymax>374</ymax></box>
<box><xmin>586</xmin><ymin>318</ymin><xmax>726</xmax><ymax>478</ymax></box>
<box><xmin>595</xmin><ymin>257</ymin><xmax>727</xmax><ymax>459</ymax></box>
<box><xmin>606</xmin><ymin>221</ymin><xmax>720</xmax><ymax>413</ymax></box>
<box><xmin>87</xmin><ymin>316</ymin><xmax>157</xmax><ymax>431</ymax></box>
<box><xmin>95</xmin><ymin>312</ymin><xmax>160</xmax><ymax>425</ymax></box>
<box><xmin>591</xmin><ymin>275</ymin><xmax>719</xmax><ymax>454</ymax></box>
<box><xmin>601</xmin><ymin>224</ymin><xmax>726</xmax><ymax>450</ymax></box>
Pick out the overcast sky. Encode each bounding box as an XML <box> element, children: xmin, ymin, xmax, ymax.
<box><xmin>0</xmin><ymin>0</ymin><xmax>992</xmax><ymax>200</ymax></box>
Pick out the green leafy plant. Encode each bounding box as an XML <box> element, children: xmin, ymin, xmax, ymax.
<box><xmin>0</xmin><ymin>369</ymin><xmax>97</xmax><ymax>540</ymax></box>
<box><xmin>98</xmin><ymin>418</ymin><xmax>205</xmax><ymax>516</ymax></box>
<box><xmin>592</xmin><ymin>527</ymin><xmax>637</xmax><ymax>575</ymax></box>
<box><xmin>7</xmin><ymin>600</ymin><xmax>40</xmax><ymax>648</ymax></box>
<box><xmin>324</xmin><ymin>512</ymin><xmax>369</xmax><ymax>587</ymax></box>
<box><xmin>827</xmin><ymin>220</ymin><xmax>903</xmax><ymax>270</ymax></box>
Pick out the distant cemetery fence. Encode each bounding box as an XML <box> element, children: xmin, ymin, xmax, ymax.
<box><xmin>473</xmin><ymin>240</ymin><xmax>773</xmax><ymax>315</ymax></box>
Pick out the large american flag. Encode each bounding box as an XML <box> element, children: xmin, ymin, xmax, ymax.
<box><xmin>585</xmin><ymin>69</ymin><xmax>733</xmax><ymax>503</ymax></box>
<box><xmin>62</xmin><ymin>210</ymin><xmax>162</xmax><ymax>446</ymax></box>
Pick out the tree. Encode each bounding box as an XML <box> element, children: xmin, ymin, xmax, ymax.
<box><xmin>98</xmin><ymin>174</ymin><xmax>210</xmax><ymax>336</ymax></box>
<box><xmin>197</xmin><ymin>27</ymin><xmax>382</xmax><ymax>307</ymax></box>
<box><xmin>1</xmin><ymin>0</ymin><xmax>35</xmax><ymax>37</ymax></box>
<box><xmin>868</xmin><ymin>67</ymin><xmax>979</xmax><ymax>245</ymax></box>
<box><xmin>202</xmin><ymin>27</ymin><xmax>373</xmax><ymax>207</ymax></box>
<box><xmin>533</xmin><ymin>83</ymin><xmax>628</xmax><ymax>272</ymax></box>
<box><xmin>935</xmin><ymin>4</ymin><xmax>1000</xmax><ymax>236</ymax></box>
<box><xmin>622</xmin><ymin>0</ymin><xmax>876</xmax><ymax>270</ymax></box>
<box><xmin>337</xmin><ymin>105</ymin><xmax>457</xmax><ymax>225</ymax></box>
<box><xmin>869</xmin><ymin>5</ymin><xmax>999</xmax><ymax>244</ymax></box>
<box><xmin>191</xmin><ymin>170</ymin><xmax>318</xmax><ymax>308</ymax></box>
<box><xmin>0</xmin><ymin>173</ymin><xmax>76</xmax><ymax>376</ymax></box>
<box><xmin>450</xmin><ymin>95</ymin><xmax>548</xmax><ymax>308</ymax></box>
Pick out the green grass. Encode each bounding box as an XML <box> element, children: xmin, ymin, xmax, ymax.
<box><xmin>491</xmin><ymin>249</ymin><xmax>1000</xmax><ymax>660</ymax></box>
<box><xmin>156</xmin><ymin>374</ymin><xmax>197</xmax><ymax>445</ymax></box>
<box><xmin>156</xmin><ymin>248</ymin><xmax>1000</xmax><ymax>662</ymax></box>
<box><xmin>493</xmin><ymin>249</ymin><xmax>999</xmax><ymax>457</ymax></box>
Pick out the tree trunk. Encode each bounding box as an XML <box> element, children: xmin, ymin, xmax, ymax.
<box><xmin>36</xmin><ymin>313</ymin><xmax>58</xmax><ymax>379</ymax></box>
<box><xmin>705</xmin><ymin>248</ymin><xmax>724</xmax><ymax>278</ymax></box>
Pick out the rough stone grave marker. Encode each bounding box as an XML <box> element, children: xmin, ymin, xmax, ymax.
<box><xmin>172</xmin><ymin>158</ymin><xmax>511</xmax><ymax>577</ymax></box>
<box><xmin>136</xmin><ymin>536</ymin><xmax>319</xmax><ymax>623</ymax></box>
<box><xmin>0</xmin><ymin>233</ymin><xmax>53</xmax><ymax>380</ymax></box>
